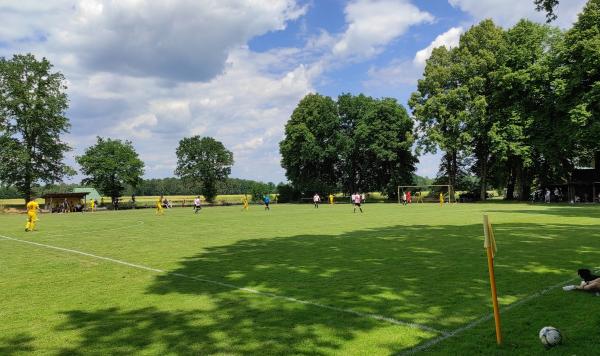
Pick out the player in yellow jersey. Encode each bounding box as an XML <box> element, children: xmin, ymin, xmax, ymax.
<box><xmin>25</xmin><ymin>198</ymin><xmax>40</xmax><ymax>232</ymax></box>
<box><xmin>439</xmin><ymin>192</ymin><xmax>444</xmax><ymax>206</ymax></box>
<box><xmin>89</xmin><ymin>198</ymin><xmax>95</xmax><ymax>212</ymax></box>
<box><xmin>156</xmin><ymin>195</ymin><xmax>164</xmax><ymax>215</ymax></box>
<box><xmin>328</xmin><ymin>194</ymin><xmax>334</xmax><ymax>205</ymax></box>
<box><xmin>241</xmin><ymin>195</ymin><xmax>249</xmax><ymax>211</ymax></box>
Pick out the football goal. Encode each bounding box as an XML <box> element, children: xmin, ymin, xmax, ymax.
<box><xmin>397</xmin><ymin>185</ymin><xmax>455</xmax><ymax>204</ymax></box>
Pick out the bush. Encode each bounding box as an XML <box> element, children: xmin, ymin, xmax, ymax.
<box><xmin>276</xmin><ymin>183</ymin><xmax>301</xmax><ymax>203</ymax></box>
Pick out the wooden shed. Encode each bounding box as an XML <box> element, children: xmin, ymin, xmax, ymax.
<box><xmin>43</xmin><ymin>192</ymin><xmax>88</xmax><ymax>213</ymax></box>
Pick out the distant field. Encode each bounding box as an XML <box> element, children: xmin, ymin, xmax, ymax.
<box><xmin>1</xmin><ymin>195</ymin><xmax>259</xmax><ymax>208</ymax></box>
<box><xmin>1</xmin><ymin>202</ymin><xmax>599</xmax><ymax>354</ymax></box>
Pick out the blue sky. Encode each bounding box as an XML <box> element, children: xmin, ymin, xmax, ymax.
<box><xmin>0</xmin><ymin>0</ymin><xmax>588</xmax><ymax>183</ymax></box>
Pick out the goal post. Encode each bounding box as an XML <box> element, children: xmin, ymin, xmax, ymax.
<box><xmin>397</xmin><ymin>185</ymin><xmax>455</xmax><ymax>203</ymax></box>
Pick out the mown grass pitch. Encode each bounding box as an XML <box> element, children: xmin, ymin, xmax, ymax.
<box><xmin>1</xmin><ymin>202</ymin><xmax>599</xmax><ymax>355</ymax></box>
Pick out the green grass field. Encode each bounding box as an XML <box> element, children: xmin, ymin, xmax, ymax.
<box><xmin>1</xmin><ymin>203</ymin><xmax>599</xmax><ymax>355</ymax></box>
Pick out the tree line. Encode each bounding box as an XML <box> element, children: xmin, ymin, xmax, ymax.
<box><xmin>2</xmin><ymin>1</ymin><xmax>597</xmax><ymax>203</ymax></box>
<box><xmin>0</xmin><ymin>177</ymin><xmax>277</xmax><ymax>200</ymax></box>
<box><xmin>281</xmin><ymin>0</ymin><xmax>600</xmax><ymax>200</ymax></box>
<box><xmin>410</xmin><ymin>0</ymin><xmax>600</xmax><ymax>200</ymax></box>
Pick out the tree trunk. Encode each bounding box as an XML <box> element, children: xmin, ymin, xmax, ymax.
<box><xmin>448</xmin><ymin>151</ymin><xmax>457</xmax><ymax>202</ymax></box>
<box><xmin>505</xmin><ymin>160</ymin><xmax>516</xmax><ymax>201</ymax></box>
<box><xmin>518</xmin><ymin>165</ymin><xmax>531</xmax><ymax>201</ymax></box>
<box><xmin>480</xmin><ymin>153</ymin><xmax>488</xmax><ymax>201</ymax></box>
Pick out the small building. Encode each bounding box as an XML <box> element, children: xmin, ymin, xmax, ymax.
<box><xmin>568</xmin><ymin>152</ymin><xmax>600</xmax><ymax>202</ymax></box>
<box><xmin>43</xmin><ymin>192</ymin><xmax>88</xmax><ymax>213</ymax></box>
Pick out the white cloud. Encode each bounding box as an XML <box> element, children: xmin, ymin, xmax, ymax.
<box><xmin>365</xmin><ymin>59</ymin><xmax>421</xmax><ymax>88</ymax></box>
<box><xmin>365</xmin><ymin>26</ymin><xmax>462</xmax><ymax>89</ymax></box>
<box><xmin>80</xmin><ymin>47</ymin><xmax>315</xmax><ymax>181</ymax></box>
<box><xmin>413</xmin><ymin>27</ymin><xmax>463</xmax><ymax>67</ymax></box>
<box><xmin>448</xmin><ymin>0</ymin><xmax>587</xmax><ymax>28</ymax></box>
<box><xmin>333</xmin><ymin>0</ymin><xmax>433</xmax><ymax>60</ymax></box>
<box><xmin>416</xmin><ymin>152</ymin><xmax>442</xmax><ymax>178</ymax></box>
<box><xmin>0</xmin><ymin>0</ymin><xmax>443</xmax><ymax>183</ymax></box>
<box><xmin>2</xmin><ymin>0</ymin><xmax>306</xmax><ymax>82</ymax></box>
<box><xmin>114</xmin><ymin>113</ymin><xmax>158</xmax><ymax>139</ymax></box>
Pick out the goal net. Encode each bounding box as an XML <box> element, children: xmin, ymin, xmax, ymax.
<box><xmin>397</xmin><ymin>185</ymin><xmax>455</xmax><ymax>203</ymax></box>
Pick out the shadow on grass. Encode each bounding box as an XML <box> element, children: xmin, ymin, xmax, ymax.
<box><xmin>0</xmin><ymin>333</ymin><xmax>34</xmax><ymax>355</ymax></box>
<box><xmin>56</xmin><ymin>222</ymin><xmax>600</xmax><ymax>354</ymax></box>
<box><xmin>486</xmin><ymin>203</ymin><xmax>600</xmax><ymax>218</ymax></box>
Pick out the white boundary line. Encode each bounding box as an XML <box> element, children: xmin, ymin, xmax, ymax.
<box><xmin>402</xmin><ymin>269</ymin><xmax>600</xmax><ymax>355</ymax></box>
<box><xmin>0</xmin><ymin>234</ymin><xmax>447</xmax><ymax>336</ymax></box>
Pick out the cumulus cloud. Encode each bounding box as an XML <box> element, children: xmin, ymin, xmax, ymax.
<box><xmin>448</xmin><ymin>0</ymin><xmax>587</xmax><ymax>28</ymax></box>
<box><xmin>80</xmin><ymin>47</ymin><xmax>316</xmax><ymax>180</ymax></box>
<box><xmin>333</xmin><ymin>0</ymin><xmax>433</xmax><ymax>60</ymax></box>
<box><xmin>1</xmin><ymin>0</ymin><xmax>441</xmax><ymax>182</ymax></box>
<box><xmin>364</xmin><ymin>59</ymin><xmax>420</xmax><ymax>88</ymax></box>
<box><xmin>413</xmin><ymin>27</ymin><xmax>463</xmax><ymax>67</ymax></box>
<box><xmin>366</xmin><ymin>26</ymin><xmax>463</xmax><ymax>89</ymax></box>
<box><xmin>54</xmin><ymin>0</ymin><xmax>306</xmax><ymax>81</ymax></box>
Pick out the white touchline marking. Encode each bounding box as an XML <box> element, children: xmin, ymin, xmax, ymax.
<box><xmin>402</xmin><ymin>268</ymin><xmax>600</xmax><ymax>355</ymax></box>
<box><xmin>0</xmin><ymin>234</ymin><xmax>447</xmax><ymax>336</ymax></box>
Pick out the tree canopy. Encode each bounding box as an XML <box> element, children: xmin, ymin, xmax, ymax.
<box><xmin>175</xmin><ymin>136</ymin><xmax>234</xmax><ymax>202</ymax></box>
<box><xmin>0</xmin><ymin>54</ymin><xmax>73</xmax><ymax>202</ymax></box>
<box><xmin>76</xmin><ymin>137</ymin><xmax>145</xmax><ymax>203</ymax></box>
<box><xmin>280</xmin><ymin>93</ymin><xmax>416</xmax><ymax>197</ymax></box>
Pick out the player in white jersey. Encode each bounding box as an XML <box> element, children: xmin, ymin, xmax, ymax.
<box><xmin>353</xmin><ymin>192</ymin><xmax>363</xmax><ymax>213</ymax></box>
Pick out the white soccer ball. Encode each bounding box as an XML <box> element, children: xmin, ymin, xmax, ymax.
<box><xmin>539</xmin><ymin>326</ymin><xmax>562</xmax><ymax>347</ymax></box>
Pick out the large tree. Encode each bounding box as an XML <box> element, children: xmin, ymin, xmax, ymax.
<box><xmin>409</xmin><ymin>46</ymin><xmax>471</xmax><ymax>200</ymax></box>
<box><xmin>0</xmin><ymin>54</ymin><xmax>73</xmax><ymax>203</ymax></box>
<box><xmin>76</xmin><ymin>137</ymin><xmax>144</xmax><ymax>204</ymax></box>
<box><xmin>280</xmin><ymin>93</ymin><xmax>417</xmax><ymax>196</ymax></box>
<box><xmin>280</xmin><ymin>93</ymin><xmax>341</xmax><ymax>194</ymax></box>
<box><xmin>557</xmin><ymin>0</ymin><xmax>600</xmax><ymax>165</ymax></box>
<box><xmin>456</xmin><ymin>19</ymin><xmax>509</xmax><ymax>200</ymax></box>
<box><xmin>339</xmin><ymin>95</ymin><xmax>416</xmax><ymax>196</ymax></box>
<box><xmin>175</xmin><ymin>136</ymin><xmax>233</xmax><ymax>202</ymax></box>
<box><xmin>490</xmin><ymin>20</ymin><xmax>559</xmax><ymax>199</ymax></box>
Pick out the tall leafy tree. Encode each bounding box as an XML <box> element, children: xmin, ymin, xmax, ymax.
<box><xmin>280</xmin><ymin>94</ymin><xmax>341</xmax><ymax>194</ymax></box>
<box><xmin>175</xmin><ymin>136</ymin><xmax>233</xmax><ymax>202</ymax></box>
<box><xmin>456</xmin><ymin>19</ymin><xmax>508</xmax><ymax>200</ymax></box>
<box><xmin>557</xmin><ymin>0</ymin><xmax>600</xmax><ymax>165</ymax></box>
<box><xmin>280</xmin><ymin>93</ymin><xmax>417</xmax><ymax>197</ymax></box>
<box><xmin>0</xmin><ymin>54</ymin><xmax>74</xmax><ymax>203</ymax></box>
<box><xmin>491</xmin><ymin>20</ymin><xmax>558</xmax><ymax>199</ymax></box>
<box><xmin>341</xmin><ymin>95</ymin><xmax>416</xmax><ymax>196</ymax></box>
<box><xmin>337</xmin><ymin>93</ymin><xmax>374</xmax><ymax>193</ymax></box>
<box><xmin>76</xmin><ymin>137</ymin><xmax>144</xmax><ymax>204</ymax></box>
<box><xmin>359</xmin><ymin>98</ymin><xmax>416</xmax><ymax>196</ymax></box>
<box><xmin>409</xmin><ymin>46</ymin><xmax>471</xmax><ymax>200</ymax></box>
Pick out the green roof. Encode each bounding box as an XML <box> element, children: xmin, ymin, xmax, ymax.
<box><xmin>72</xmin><ymin>187</ymin><xmax>102</xmax><ymax>201</ymax></box>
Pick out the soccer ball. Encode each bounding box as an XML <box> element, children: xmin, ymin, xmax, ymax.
<box><xmin>539</xmin><ymin>326</ymin><xmax>562</xmax><ymax>347</ymax></box>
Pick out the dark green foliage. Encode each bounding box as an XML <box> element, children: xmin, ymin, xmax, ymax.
<box><xmin>534</xmin><ymin>0</ymin><xmax>560</xmax><ymax>22</ymax></box>
<box><xmin>175</xmin><ymin>136</ymin><xmax>233</xmax><ymax>203</ymax></box>
<box><xmin>0</xmin><ymin>54</ymin><xmax>74</xmax><ymax>203</ymax></box>
<box><xmin>0</xmin><ymin>184</ymin><xmax>20</xmax><ymax>199</ymax></box>
<box><xmin>275</xmin><ymin>183</ymin><xmax>301</xmax><ymax>203</ymax></box>
<box><xmin>76</xmin><ymin>137</ymin><xmax>145</xmax><ymax>204</ymax></box>
<box><xmin>410</xmin><ymin>12</ymin><xmax>600</xmax><ymax>200</ymax></box>
<box><xmin>557</xmin><ymin>0</ymin><xmax>600</xmax><ymax>165</ymax></box>
<box><xmin>280</xmin><ymin>93</ymin><xmax>417</xmax><ymax>197</ymax></box>
<box><xmin>280</xmin><ymin>94</ymin><xmax>341</xmax><ymax>194</ymax></box>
